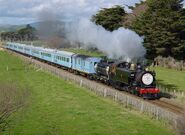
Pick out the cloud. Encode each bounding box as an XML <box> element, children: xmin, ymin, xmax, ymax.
<box><xmin>0</xmin><ymin>0</ymin><xmax>143</xmax><ymax>24</ymax></box>
<box><xmin>0</xmin><ymin>0</ymin><xmax>184</xmax><ymax>24</ymax></box>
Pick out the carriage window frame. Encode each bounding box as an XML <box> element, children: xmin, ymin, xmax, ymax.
<box><xmin>25</xmin><ymin>48</ymin><xmax>30</xmax><ymax>51</ymax></box>
<box><xmin>67</xmin><ymin>58</ymin><xmax>69</xmax><ymax>62</ymax></box>
<box><xmin>33</xmin><ymin>50</ymin><xmax>39</xmax><ymax>54</ymax></box>
<box><xmin>41</xmin><ymin>52</ymin><xmax>51</xmax><ymax>57</ymax></box>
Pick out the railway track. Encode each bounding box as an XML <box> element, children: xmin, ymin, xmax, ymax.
<box><xmin>150</xmin><ymin>100</ymin><xmax>184</xmax><ymax>115</ymax></box>
<box><xmin>100</xmin><ymin>83</ymin><xmax>185</xmax><ymax>115</ymax></box>
<box><xmin>5</xmin><ymin>48</ymin><xmax>185</xmax><ymax>117</ymax></box>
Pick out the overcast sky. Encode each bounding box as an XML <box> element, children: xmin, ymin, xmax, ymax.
<box><xmin>0</xmin><ymin>0</ymin><xmax>185</xmax><ymax>25</ymax></box>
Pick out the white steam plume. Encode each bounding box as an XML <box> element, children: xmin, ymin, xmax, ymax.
<box><xmin>65</xmin><ymin>18</ymin><xmax>146</xmax><ymax>61</ymax></box>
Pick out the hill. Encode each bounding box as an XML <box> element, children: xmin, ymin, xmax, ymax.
<box><xmin>0</xmin><ymin>24</ymin><xmax>25</xmax><ymax>33</ymax></box>
<box><xmin>0</xmin><ymin>21</ymin><xmax>65</xmax><ymax>33</ymax></box>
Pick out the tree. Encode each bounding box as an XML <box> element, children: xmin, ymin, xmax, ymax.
<box><xmin>0</xmin><ymin>24</ymin><xmax>38</xmax><ymax>41</ymax></box>
<box><xmin>132</xmin><ymin>0</ymin><xmax>185</xmax><ymax>60</ymax></box>
<box><xmin>92</xmin><ymin>5</ymin><xmax>126</xmax><ymax>31</ymax></box>
<box><xmin>18</xmin><ymin>24</ymin><xmax>37</xmax><ymax>41</ymax></box>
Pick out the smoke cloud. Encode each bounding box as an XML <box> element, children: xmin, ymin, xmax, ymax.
<box><xmin>37</xmin><ymin>8</ymin><xmax>65</xmax><ymax>39</ymax></box>
<box><xmin>65</xmin><ymin>18</ymin><xmax>146</xmax><ymax>61</ymax></box>
<box><xmin>36</xmin><ymin>1</ymin><xmax>146</xmax><ymax>61</ymax></box>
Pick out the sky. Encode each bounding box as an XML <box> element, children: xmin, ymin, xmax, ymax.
<box><xmin>0</xmin><ymin>0</ymin><xmax>185</xmax><ymax>25</ymax></box>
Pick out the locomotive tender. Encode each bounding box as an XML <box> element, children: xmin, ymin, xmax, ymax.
<box><xmin>5</xmin><ymin>42</ymin><xmax>160</xmax><ymax>99</ymax></box>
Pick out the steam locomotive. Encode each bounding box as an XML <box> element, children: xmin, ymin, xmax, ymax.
<box><xmin>5</xmin><ymin>42</ymin><xmax>160</xmax><ymax>99</ymax></box>
<box><xmin>95</xmin><ymin>60</ymin><xmax>159</xmax><ymax>99</ymax></box>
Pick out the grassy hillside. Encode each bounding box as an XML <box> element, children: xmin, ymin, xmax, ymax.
<box><xmin>0</xmin><ymin>51</ymin><xmax>174</xmax><ymax>135</ymax></box>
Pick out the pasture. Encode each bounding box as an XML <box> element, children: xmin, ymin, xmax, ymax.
<box><xmin>152</xmin><ymin>67</ymin><xmax>185</xmax><ymax>92</ymax></box>
<box><xmin>63</xmin><ymin>48</ymin><xmax>105</xmax><ymax>57</ymax></box>
<box><xmin>0</xmin><ymin>51</ymin><xmax>174</xmax><ymax>135</ymax></box>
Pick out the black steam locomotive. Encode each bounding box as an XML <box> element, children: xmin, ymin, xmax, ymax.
<box><xmin>95</xmin><ymin>60</ymin><xmax>159</xmax><ymax>99</ymax></box>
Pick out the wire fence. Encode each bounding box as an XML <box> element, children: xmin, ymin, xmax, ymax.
<box><xmin>157</xmin><ymin>85</ymin><xmax>185</xmax><ymax>99</ymax></box>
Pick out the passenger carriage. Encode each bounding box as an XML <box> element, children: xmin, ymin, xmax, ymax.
<box><xmin>72</xmin><ymin>54</ymin><xmax>102</xmax><ymax>75</ymax></box>
<box><xmin>53</xmin><ymin>50</ymin><xmax>74</xmax><ymax>68</ymax></box>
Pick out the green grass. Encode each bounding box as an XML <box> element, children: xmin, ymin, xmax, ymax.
<box><xmin>14</xmin><ymin>40</ymin><xmax>48</xmax><ymax>47</ymax></box>
<box><xmin>63</xmin><ymin>48</ymin><xmax>105</xmax><ymax>57</ymax></box>
<box><xmin>0</xmin><ymin>51</ymin><xmax>174</xmax><ymax>135</ymax></box>
<box><xmin>151</xmin><ymin>66</ymin><xmax>185</xmax><ymax>91</ymax></box>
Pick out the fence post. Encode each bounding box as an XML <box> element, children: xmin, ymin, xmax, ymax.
<box><xmin>80</xmin><ymin>80</ymin><xmax>83</xmax><ymax>87</ymax></box>
<box><xmin>104</xmin><ymin>89</ymin><xmax>107</xmax><ymax>97</ymax></box>
<box><xmin>156</xmin><ymin>108</ymin><xmax>159</xmax><ymax>120</ymax></box>
<box><xmin>140</xmin><ymin>102</ymin><xmax>144</xmax><ymax>113</ymax></box>
<box><xmin>115</xmin><ymin>92</ymin><xmax>118</xmax><ymax>101</ymax></box>
<box><xmin>174</xmin><ymin>90</ymin><xmax>176</xmax><ymax>96</ymax></box>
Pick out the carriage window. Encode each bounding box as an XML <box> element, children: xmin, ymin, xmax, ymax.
<box><xmin>33</xmin><ymin>50</ymin><xmax>39</xmax><ymax>54</ymax></box>
<box><xmin>67</xmin><ymin>58</ymin><xmax>69</xmax><ymax>62</ymax></box>
<box><xmin>78</xmin><ymin>59</ymin><xmax>80</xmax><ymax>65</ymax></box>
<box><xmin>57</xmin><ymin>56</ymin><xmax>62</xmax><ymax>60</ymax></box>
<box><xmin>18</xmin><ymin>47</ymin><xmax>23</xmax><ymax>50</ymax></box>
<box><xmin>25</xmin><ymin>48</ymin><xmax>30</xmax><ymax>51</ymax></box>
<box><xmin>41</xmin><ymin>52</ymin><xmax>51</xmax><ymax>57</ymax></box>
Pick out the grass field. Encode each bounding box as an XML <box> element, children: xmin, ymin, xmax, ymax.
<box><xmin>151</xmin><ymin>67</ymin><xmax>185</xmax><ymax>91</ymax></box>
<box><xmin>0</xmin><ymin>51</ymin><xmax>175</xmax><ymax>135</ymax></box>
<box><xmin>63</xmin><ymin>48</ymin><xmax>105</xmax><ymax>57</ymax></box>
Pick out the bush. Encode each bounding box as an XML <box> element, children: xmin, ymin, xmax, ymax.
<box><xmin>154</xmin><ymin>56</ymin><xmax>185</xmax><ymax>71</ymax></box>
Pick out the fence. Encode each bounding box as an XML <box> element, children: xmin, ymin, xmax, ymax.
<box><xmin>157</xmin><ymin>85</ymin><xmax>185</xmax><ymax>98</ymax></box>
<box><xmin>6</xmin><ymin>50</ymin><xmax>182</xmax><ymax>128</ymax></box>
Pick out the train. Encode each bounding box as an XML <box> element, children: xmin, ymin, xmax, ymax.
<box><xmin>5</xmin><ymin>42</ymin><xmax>160</xmax><ymax>99</ymax></box>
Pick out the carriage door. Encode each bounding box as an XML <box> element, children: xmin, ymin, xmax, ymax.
<box><xmin>82</xmin><ymin>60</ymin><xmax>85</xmax><ymax>72</ymax></box>
<box><xmin>54</xmin><ymin>55</ymin><xmax>57</xmax><ymax>63</ymax></box>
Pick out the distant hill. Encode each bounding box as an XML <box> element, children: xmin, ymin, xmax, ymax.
<box><xmin>0</xmin><ymin>24</ymin><xmax>26</xmax><ymax>33</ymax></box>
<box><xmin>0</xmin><ymin>21</ymin><xmax>65</xmax><ymax>33</ymax></box>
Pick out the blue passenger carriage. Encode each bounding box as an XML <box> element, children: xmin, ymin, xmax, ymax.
<box><xmin>39</xmin><ymin>48</ymin><xmax>54</xmax><ymax>62</ymax></box>
<box><xmin>23</xmin><ymin>45</ymin><xmax>31</xmax><ymax>55</ymax></box>
<box><xmin>31</xmin><ymin>47</ymin><xmax>41</xmax><ymax>58</ymax></box>
<box><xmin>53</xmin><ymin>50</ymin><xmax>75</xmax><ymax>68</ymax></box>
<box><xmin>72</xmin><ymin>54</ymin><xmax>102</xmax><ymax>75</ymax></box>
<box><xmin>6</xmin><ymin>42</ymin><xmax>19</xmax><ymax>52</ymax></box>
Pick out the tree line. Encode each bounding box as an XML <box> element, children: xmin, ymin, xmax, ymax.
<box><xmin>92</xmin><ymin>0</ymin><xmax>185</xmax><ymax>60</ymax></box>
<box><xmin>0</xmin><ymin>24</ymin><xmax>38</xmax><ymax>41</ymax></box>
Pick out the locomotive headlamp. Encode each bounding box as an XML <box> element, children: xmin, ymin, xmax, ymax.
<box><xmin>94</xmin><ymin>63</ymin><xmax>98</xmax><ymax>69</ymax></box>
<box><xmin>106</xmin><ymin>66</ymin><xmax>110</xmax><ymax>74</ymax></box>
<box><xmin>142</xmin><ymin>73</ymin><xmax>154</xmax><ymax>85</ymax></box>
